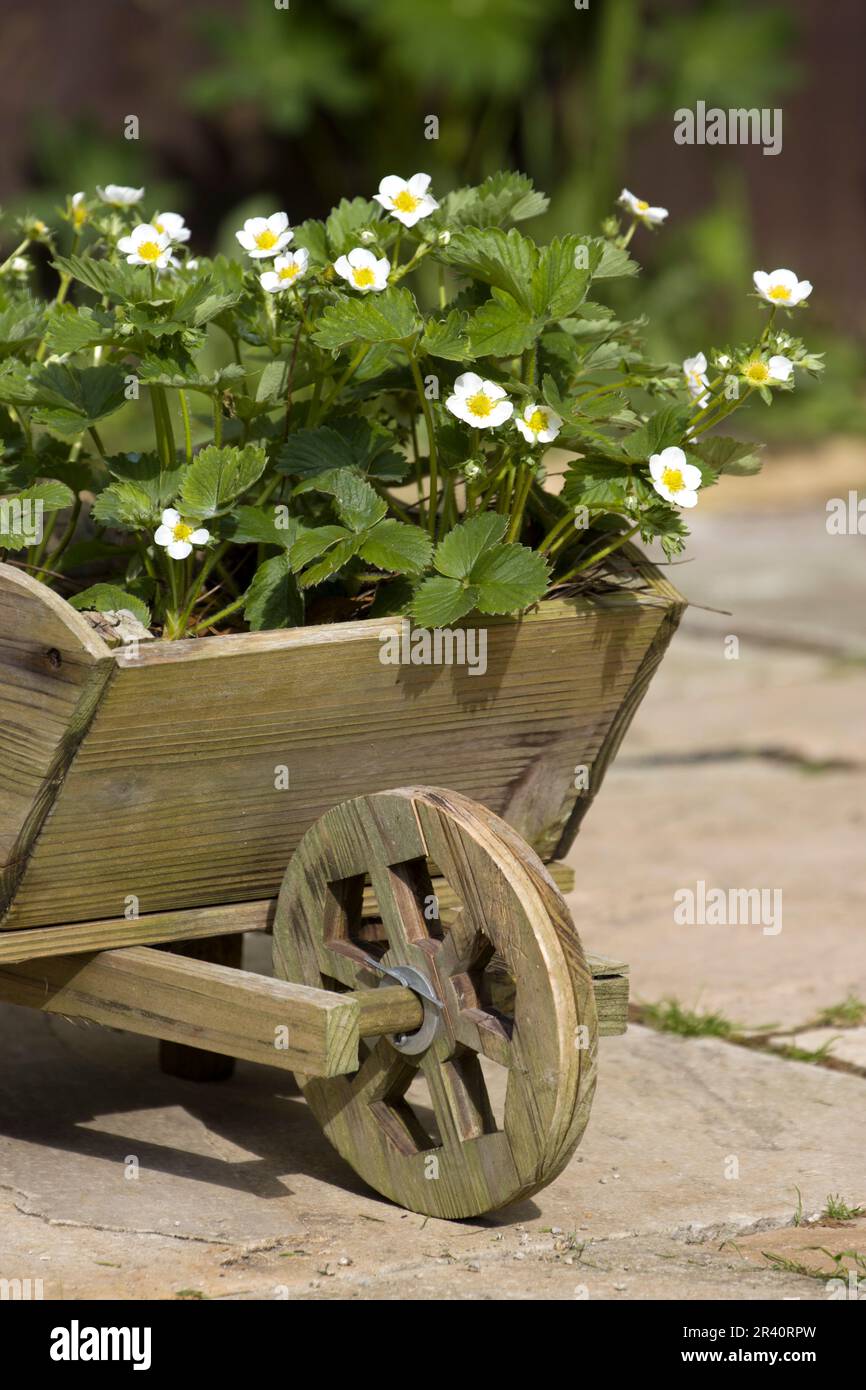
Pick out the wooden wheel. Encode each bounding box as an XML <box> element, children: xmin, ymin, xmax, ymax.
<box><xmin>272</xmin><ymin>787</ymin><xmax>597</xmax><ymax>1219</ymax></box>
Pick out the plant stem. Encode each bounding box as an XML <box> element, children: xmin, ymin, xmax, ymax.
<box><xmin>212</xmin><ymin>394</ymin><xmax>223</xmax><ymax>447</ymax></box>
<box><xmin>407</xmin><ymin>351</ymin><xmax>439</xmax><ymax>538</ymax></box>
<box><xmin>538</xmin><ymin>510</ymin><xmax>574</xmax><ymax>555</ymax></box>
<box><xmin>0</xmin><ymin>238</ymin><xmax>30</xmax><ymax>276</ymax></box>
<box><xmin>506</xmin><ymin>463</ymin><xmax>534</xmax><ymax>542</ymax></box>
<box><xmin>178</xmin><ymin>390</ymin><xmax>193</xmax><ymax>465</ymax></box>
<box><xmin>88</xmin><ymin>426</ymin><xmax>108</xmax><ymax>461</ymax></box>
<box><xmin>558</xmin><ymin>522</ymin><xmax>641</xmax><ymax>583</ymax></box>
<box><xmin>38</xmin><ymin>495</ymin><xmax>82</xmax><ymax>578</ymax></box>
<box><xmin>315</xmin><ymin>345</ymin><xmax>369</xmax><ymax>422</ymax></box>
<box><xmin>188</xmin><ymin>592</ymin><xmax>247</xmax><ymax>636</ymax></box>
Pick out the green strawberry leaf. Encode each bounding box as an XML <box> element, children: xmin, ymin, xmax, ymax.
<box><xmin>179</xmin><ymin>443</ymin><xmax>266</xmax><ymax>518</ymax></box>
<box><xmin>69</xmin><ymin>584</ymin><xmax>151</xmax><ymax>626</ymax></box>
<box><xmin>359</xmin><ymin>519</ymin><xmax>433</xmax><ymax>575</ymax></box>
<box><xmin>433</xmin><ymin>512</ymin><xmax>507</xmax><ymax>579</ymax></box>
<box><xmin>243</xmin><ymin>552</ymin><xmax>304</xmax><ymax>630</ymax></box>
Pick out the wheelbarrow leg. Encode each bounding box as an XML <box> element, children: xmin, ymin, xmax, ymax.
<box><xmin>158</xmin><ymin>934</ymin><xmax>244</xmax><ymax>1081</ymax></box>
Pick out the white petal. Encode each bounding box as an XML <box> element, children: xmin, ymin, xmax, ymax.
<box><xmin>770</xmin><ymin>268</ymin><xmax>798</xmax><ymax>291</ymax></box>
<box><xmin>454</xmin><ymin>371</ymin><xmax>482</xmax><ymax>395</ymax></box>
<box><xmin>753</xmin><ymin>271</ymin><xmax>770</xmax><ymax>294</ymax></box>
<box><xmin>515</xmin><ymin>418</ymin><xmax>534</xmax><ymax>442</ymax></box>
<box><xmin>378</xmin><ymin>175</ymin><xmax>407</xmax><ymax>199</ymax></box>
<box><xmin>117</xmin><ymin>236</ymin><xmax>135</xmax><ymax>254</ymax></box>
<box><xmin>680</xmin><ymin>463</ymin><xmax>703</xmax><ymax>489</ymax></box>
<box><xmin>189</xmin><ymin>528</ymin><xmax>210</xmax><ymax>545</ymax></box>
<box><xmin>648</xmin><ymin>455</ymin><xmax>666</xmax><ymax>482</ymax></box>
<box><xmin>236</xmin><ymin>230</ymin><xmax>255</xmax><ymax>250</ymax></box>
<box><xmin>768</xmin><ymin>355</ymin><xmax>793</xmax><ymax>381</ymax></box>
<box><xmin>445</xmin><ymin>395</ymin><xmax>469</xmax><ymax>422</ymax></box>
<box><xmin>795</xmin><ymin>279</ymin><xmax>812</xmax><ymax>302</ymax></box>
<box><xmin>167</xmin><ymin>539</ymin><xmax>193</xmax><ymax>560</ymax></box>
<box><xmin>268</xmin><ymin>212</ymin><xmax>290</xmax><ymax>234</ymax></box>
<box><xmin>347</xmin><ymin>247</ymin><xmax>375</xmax><ymax>268</ymax></box>
<box><xmin>408</xmin><ymin>173</ymin><xmax>431</xmax><ymax>196</ymax></box>
<box><xmin>677</xmin><ymin>489</ymin><xmax>699</xmax><ymax>509</ymax></box>
<box><xmin>658</xmin><ymin>445</ymin><xmax>687</xmax><ymax>468</ymax></box>
<box><xmin>260</xmin><ymin>272</ymin><xmax>280</xmax><ymax>292</ymax></box>
<box><xmin>537</xmin><ymin>425</ymin><xmax>560</xmax><ymax>443</ymax></box>
<box><xmin>482</xmin><ymin>379</ymin><xmax>507</xmax><ymax>401</ymax></box>
<box><xmin>333</xmin><ymin>255</ymin><xmax>351</xmax><ymax>280</ymax></box>
<box><xmin>154</xmin><ymin>525</ymin><xmax>173</xmax><ymax>546</ymax></box>
<box><xmin>161</xmin><ymin>508</ymin><xmax>180</xmax><ymax>527</ymax></box>
<box><xmin>486</xmin><ymin>401</ymin><xmax>514</xmax><ymax>427</ymax></box>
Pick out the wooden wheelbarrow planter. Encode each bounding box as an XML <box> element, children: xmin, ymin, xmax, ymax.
<box><xmin>0</xmin><ymin>555</ymin><xmax>684</xmax><ymax>1219</ymax></box>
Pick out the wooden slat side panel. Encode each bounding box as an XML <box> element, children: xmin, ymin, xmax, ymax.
<box><xmin>0</xmin><ymin>565</ymin><xmax>113</xmax><ymax>916</ymax></box>
<box><xmin>553</xmin><ymin>593</ymin><xmax>687</xmax><ymax>858</ymax></box>
<box><xmin>5</xmin><ymin>595</ymin><xmax>673</xmax><ymax>928</ymax></box>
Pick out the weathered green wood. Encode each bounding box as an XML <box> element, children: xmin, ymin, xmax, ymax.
<box><xmin>273</xmin><ymin>786</ymin><xmax>598</xmax><ymax>1219</ymax></box>
<box><xmin>0</xmin><ymin>944</ymin><xmax>363</xmax><ymax>1077</ymax></box>
<box><xmin>0</xmin><ymin>558</ymin><xmax>684</xmax><ymax>930</ymax></box>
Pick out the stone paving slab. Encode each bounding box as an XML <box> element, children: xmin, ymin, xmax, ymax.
<box><xmin>0</xmin><ymin>1006</ymin><xmax>863</xmax><ymax>1300</ymax></box>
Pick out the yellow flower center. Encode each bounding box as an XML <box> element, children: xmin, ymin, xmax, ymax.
<box><xmin>527</xmin><ymin>408</ymin><xmax>548</xmax><ymax>432</ymax></box>
<box><xmin>393</xmin><ymin>190</ymin><xmax>421</xmax><ymax>214</ymax></box>
<box><xmin>172</xmin><ymin>522</ymin><xmax>194</xmax><ymax>543</ymax></box>
<box><xmin>745</xmin><ymin>361</ymin><xmax>769</xmax><ymax>384</ymax></box>
<box><xmin>636</xmin><ymin>199</ymin><xmax>649</xmax><ymax>212</ymax></box>
<box><xmin>279</xmin><ymin>262</ymin><xmax>300</xmax><ymax>280</ymax></box>
<box><xmin>255</xmin><ymin>228</ymin><xmax>278</xmax><ymax>250</ymax></box>
<box><xmin>661</xmin><ymin>467</ymin><xmax>684</xmax><ymax>492</ymax></box>
<box><xmin>768</xmin><ymin>283</ymin><xmax>791</xmax><ymax>301</ymax></box>
<box><xmin>136</xmin><ymin>240</ymin><xmax>162</xmax><ymax>263</ymax></box>
<box><xmin>152</xmin><ymin>219</ymin><xmax>164</xmax><ymax>234</ymax></box>
<box><xmin>467</xmin><ymin>391</ymin><xmax>493</xmax><ymax>418</ymax></box>
<box><xmin>352</xmin><ymin>266</ymin><xmax>376</xmax><ymax>288</ymax></box>
<box><xmin>72</xmin><ymin>206</ymin><xmax>87</xmax><ymax>228</ymax></box>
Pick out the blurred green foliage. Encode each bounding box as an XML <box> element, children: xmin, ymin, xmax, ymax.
<box><xmin>5</xmin><ymin>0</ymin><xmax>863</xmax><ymax>438</ymax></box>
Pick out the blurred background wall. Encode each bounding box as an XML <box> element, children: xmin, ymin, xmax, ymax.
<box><xmin>0</xmin><ymin>0</ymin><xmax>862</xmax><ymax>437</ymax></box>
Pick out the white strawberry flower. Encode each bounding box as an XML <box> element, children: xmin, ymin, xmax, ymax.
<box><xmin>515</xmin><ymin>402</ymin><xmax>562</xmax><ymax>445</ymax></box>
<box><xmin>683</xmin><ymin>351</ymin><xmax>710</xmax><ymax>406</ymax></box>
<box><xmin>117</xmin><ymin>223</ymin><xmax>173</xmax><ymax>269</ymax></box>
<box><xmin>649</xmin><ymin>446</ymin><xmax>702</xmax><ymax>509</ymax></box>
<box><xmin>741</xmin><ymin>354</ymin><xmax>794</xmax><ymax>387</ymax></box>
<box><xmin>374</xmin><ymin>173</ymin><xmax>439</xmax><ymax>228</ymax></box>
<box><xmin>752</xmin><ymin>268</ymin><xmax>812</xmax><ymax>307</ymax></box>
<box><xmin>96</xmin><ymin>184</ymin><xmax>145</xmax><ymax>207</ymax></box>
<box><xmin>70</xmin><ymin>191</ymin><xmax>88</xmax><ymax>229</ymax></box>
<box><xmin>150</xmin><ymin>211</ymin><xmax>190</xmax><ymax>244</ymax></box>
<box><xmin>154</xmin><ymin>509</ymin><xmax>210</xmax><ymax>561</ymax></box>
<box><xmin>618</xmin><ymin>188</ymin><xmax>668</xmax><ymax>227</ymax></box>
<box><xmin>334</xmin><ymin>247</ymin><xmax>390</xmax><ymax>293</ymax></box>
<box><xmin>236</xmin><ymin>212</ymin><xmax>293</xmax><ymax>259</ymax></box>
<box><xmin>446</xmin><ymin>372</ymin><xmax>513</xmax><ymax>429</ymax></box>
<box><xmin>260</xmin><ymin>249</ymin><xmax>310</xmax><ymax>293</ymax></box>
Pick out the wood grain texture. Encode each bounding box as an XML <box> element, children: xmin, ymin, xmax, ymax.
<box><xmin>3</xmin><ymin>586</ymin><xmax>680</xmax><ymax>929</ymax></box>
<box><xmin>0</xmin><ymin>898</ymin><xmax>273</xmax><ymax>962</ymax></box>
<box><xmin>0</xmin><ymin>943</ymin><xmax>361</xmax><ymax>1077</ymax></box>
<box><xmin>0</xmin><ymin>565</ymin><xmax>114</xmax><ymax>918</ymax></box>
<box><xmin>272</xmin><ymin>786</ymin><xmax>598</xmax><ymax>1219</ymax></box>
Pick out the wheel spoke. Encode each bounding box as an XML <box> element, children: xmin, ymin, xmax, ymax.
<box><xmin>420</xmin><ymin>1049</ymin><xmax>496</xmax><ymax>1144</ymax></box>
